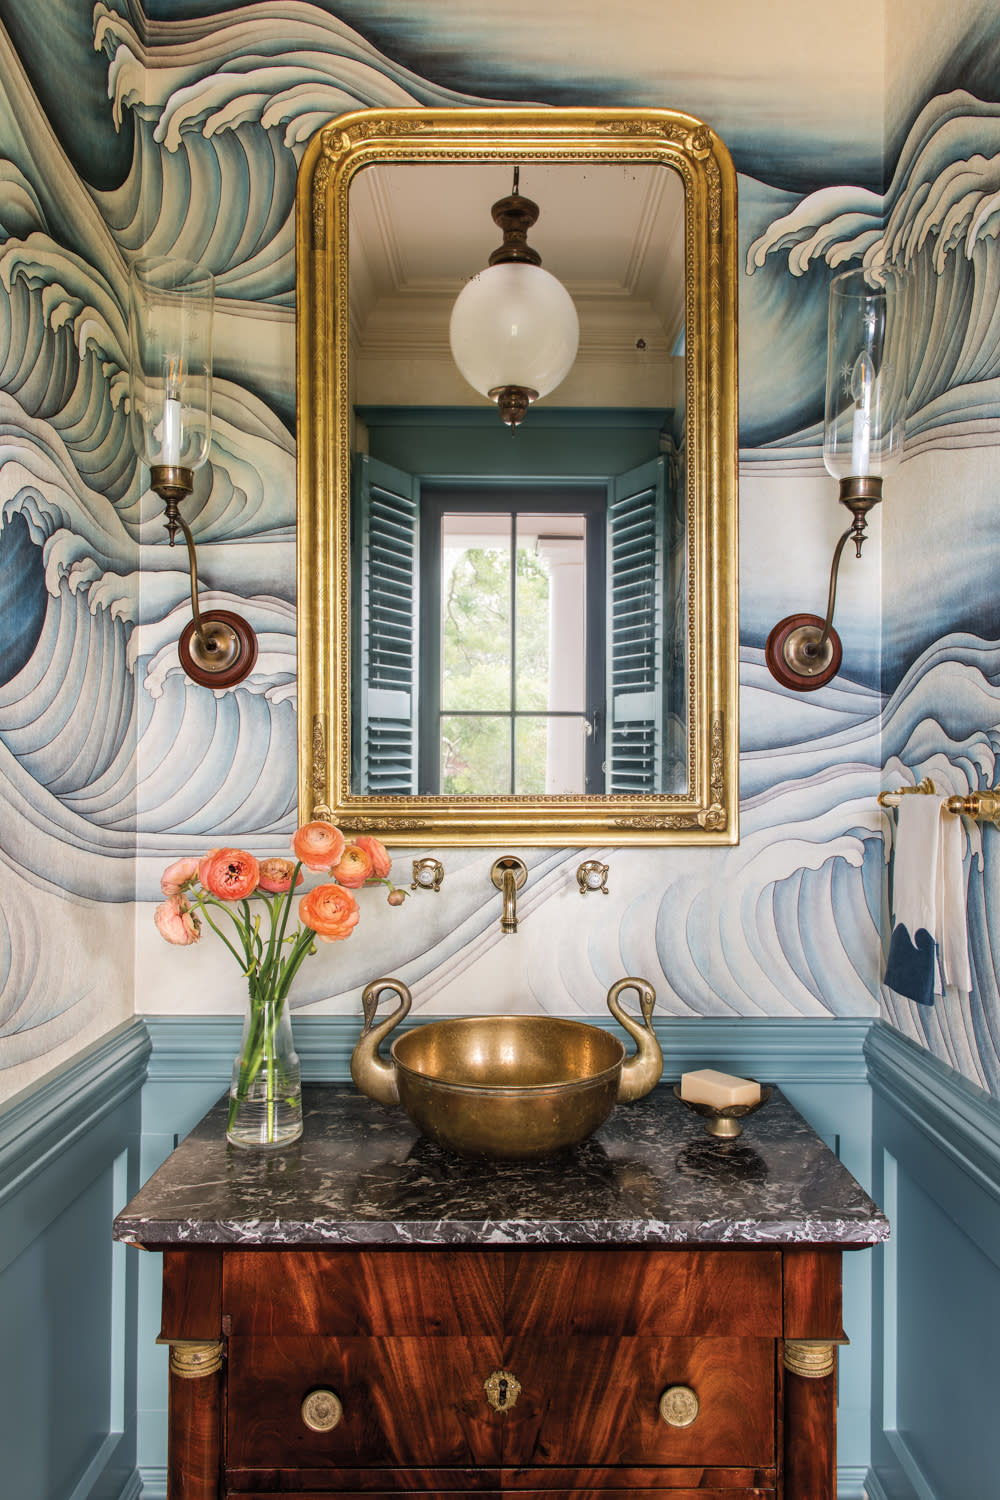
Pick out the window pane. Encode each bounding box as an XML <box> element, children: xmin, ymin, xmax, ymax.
<box><xmin>440</xmin><ymin>518</ymin><xmax>511</xmax><ymax>712</ymax></box>
<box><xmin>440</xmin><ymin>714</ymin><xmax>511</xmax><ymax>795</ymax></box>
<box><xmin>515</xmin><ymin>518</ymin><xmax>587</xmax><ymax>716</ymax></box>
<box><xmin>515</xmin><ymin>715</ymin><xmax>588</xmax><ymax>796</ymax></box>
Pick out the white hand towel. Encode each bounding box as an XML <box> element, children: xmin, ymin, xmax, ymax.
<box><xmin>883</xmin><ymin>796</ymin><xmax>970</xmax><ymax>1004</ymax></box>
<box><xmin>937</xmin><ymin>806</ymin><xmax>972</xmax><ymax>993</ymax></box>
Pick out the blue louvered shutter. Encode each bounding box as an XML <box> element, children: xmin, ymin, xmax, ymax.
<box><xmin>606</xmin><ymin>457</ymin><xmax>666</xmax><ymax>794</ymax></box>
<box><xmin>352</xmin><ymin>455</ymin><xmax>419</xmax><ymax>794</ymax></box>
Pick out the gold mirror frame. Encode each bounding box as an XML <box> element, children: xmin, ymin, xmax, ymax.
<box><xmin>296</xmin><ymin>107</ymin><xmax>738</xmax><ymax>845</ymax></box>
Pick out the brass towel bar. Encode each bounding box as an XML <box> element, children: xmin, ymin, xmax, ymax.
<box><xmin>878</xmin><ymin>777</ymin><xmax>1000</xmax><ymax>824</ymax></box>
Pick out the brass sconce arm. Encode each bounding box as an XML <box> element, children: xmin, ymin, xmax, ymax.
<box><xmin>765</xmin><ymin>477</ymin><xmax>882</xmax><ymax>692</ymax></box>
<box><xmin>151</xmin><ymin>465</ymin><xmax>258</xmax><ymax>690</ymax></box>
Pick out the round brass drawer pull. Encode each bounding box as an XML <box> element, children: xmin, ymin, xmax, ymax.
<box><xmin>301</xmin><ymin>1388</ymin><xmax>343</xmax><ymax>1432</ymax></box>
<box><xmin>658</xmin><ymin>1384</ymin><xmax>700</xmax><ymax>1428</ymax></box>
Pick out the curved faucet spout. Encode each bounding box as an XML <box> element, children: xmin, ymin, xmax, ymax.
<box><xmin>490</xmin><ymin>856</ymin><xmax>528</xmax><ymax>934</ymax></box>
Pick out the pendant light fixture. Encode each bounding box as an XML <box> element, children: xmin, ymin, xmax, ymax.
<box><xmin>449</xmin><ymin>168</ymin><xmax>579</xmax><ymax>429</ymax></box>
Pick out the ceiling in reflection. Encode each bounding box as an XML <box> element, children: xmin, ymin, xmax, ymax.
<box><xmin>348</xmin><ymin>161</ymin><xmax>686</xmax><ymax>410</ymax></box>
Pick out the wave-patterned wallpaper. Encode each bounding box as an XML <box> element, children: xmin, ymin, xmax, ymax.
<box><xmin>1</xmin><ymin>1</ymin><xmax>999</xmax><ymax>1099</ymax></box>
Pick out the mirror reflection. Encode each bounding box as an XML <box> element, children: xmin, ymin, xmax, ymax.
<box><xmin>348</xmin><ymin>162</ymin><xmax>687</xmax><ymax>799</ymax></box>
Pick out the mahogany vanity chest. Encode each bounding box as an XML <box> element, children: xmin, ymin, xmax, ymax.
<box><xmin>114</xmin><ymin>1084</ymin><xmax>888</xmax><ymax>1500</ymax></box>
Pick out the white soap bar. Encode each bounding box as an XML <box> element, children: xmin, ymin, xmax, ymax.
<box><xmin>680</xmin><ymin>1068</ymin><xmax>761</xmax><ymax>1107</ymax></box>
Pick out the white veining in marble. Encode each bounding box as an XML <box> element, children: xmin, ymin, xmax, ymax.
<box><xmin>113</xmin><ymin>1084</ymin><xmax>889</xmax><ymax>1249</ymax></box>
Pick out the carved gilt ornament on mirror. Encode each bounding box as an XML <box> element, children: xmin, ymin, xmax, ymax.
<box><xmin>297</xmin><ymin>108</ymin><xmax>738</xmax><ymax>845</ymax></box>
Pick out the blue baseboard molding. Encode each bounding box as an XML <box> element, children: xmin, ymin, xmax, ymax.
<box><xmin>136</xmin><ymin>1469</ymin><xmax>165</xmax><ymax>1500</ymax></box>
<box><xmin>0</xmin><ymin>1019</ymin><xmax>150</xmax><ymax>1500</ymax></box>
<box><xmin>867</xmin><ymin>1020</ymin><xmax>1000</xmax><ymax>1500</ymax></box>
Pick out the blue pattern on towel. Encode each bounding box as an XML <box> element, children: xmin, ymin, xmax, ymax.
<box><xmin>883</xmin><ymin>923</ymin><xmax>936</xmax><ymax>1006</ymax></box>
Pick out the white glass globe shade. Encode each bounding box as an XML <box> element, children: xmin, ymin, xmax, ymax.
<box><xmin>449</xmin><ymin>262</ymin><xmax>579</xmax><ymax>400</ymax></box>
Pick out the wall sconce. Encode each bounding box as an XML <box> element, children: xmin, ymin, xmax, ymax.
<box><xmin>448</xmin><ymin>168</ymin><xmax>579</xmax><ymax>430</ymax></box>
<box><xmin>128</xmin><ymin>256</ymin><xmax>257</xmax><ymax>688</ymax></box>
<box><xmin>766</xmin><ymin>267</ymin><xmax>906</xmax><ymax>691</ymax></box>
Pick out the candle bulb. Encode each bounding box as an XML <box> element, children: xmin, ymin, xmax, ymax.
<box><xmin>160</xmin><ymin>357</ymin><xmax>184</xmax><ymax>466</ymax></box>
<box><xmin>161</xmin><ymin>392</ymin><xmax>182</xmax><ymax>465</ymax></box>
<box><xmin>849</xmin><ymin>349</ymin><xmax>874</xmax><ymax>477</ymax></box>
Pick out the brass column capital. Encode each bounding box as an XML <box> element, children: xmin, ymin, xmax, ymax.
<box><xmin>159</xmin><ymin>1338</ymin><xmax>224</xmax><ymax>1379</ymax></box>
<box><xmin>783</xmin><ymin>1339</ymin><xmax>844</xmax><ymax>1379</ymax></box>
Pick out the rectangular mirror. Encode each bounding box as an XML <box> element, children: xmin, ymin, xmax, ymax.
<box><xmin>297</xmin><ymin>108</ymin><xmax>738</xmax><ymax>844</ymax></box>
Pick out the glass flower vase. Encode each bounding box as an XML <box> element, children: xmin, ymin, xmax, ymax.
<box><xmin>227</xmin><ymin>988</ymin><xmax>303</xmax><ymax>1149</ymax></box>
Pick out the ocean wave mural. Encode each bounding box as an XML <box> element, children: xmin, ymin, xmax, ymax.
<box><xmin>1</xmin><ymin>1</ymin><xmax>1000</xmax><ymax>1096</ymax></box>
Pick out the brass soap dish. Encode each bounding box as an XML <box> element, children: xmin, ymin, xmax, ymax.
<box><xmin>674</xmin><ymin>1083</ymin><xmax>772</xmax><ymax>1139</ymax></box>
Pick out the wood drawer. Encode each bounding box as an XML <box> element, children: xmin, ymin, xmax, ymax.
<box><xmin>227</xmin><ymin>1335</ymin><xmax>502</xmax><ymax>1469</ymax></box>
<box><xmin>227</xmin><ymin>1333</ymin><xmax>774</xmax><ymax>1472</ymax></box>
<box><xmin>501</xmin><ymin>1338</ymin><xmax>775</xmax><ymax>1468</ymax></box>
<box><xmin>222</xmin><ymin>1249</ymin><xmax>782</xmax><ymax>1340</ymax></box>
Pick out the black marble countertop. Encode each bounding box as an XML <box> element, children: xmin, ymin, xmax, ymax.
<box><xmin>113</xmin><ymin>1083</ymin><xmax>889</xmax><ymax>1249</ymax></box>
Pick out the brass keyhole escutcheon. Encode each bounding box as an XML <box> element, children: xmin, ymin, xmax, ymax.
<box><xmin>658</xmin><ymin>1384</ymin><xmax>699</xmax><ymax>1428</ymax></box>
<box><xmin>484</xmin><ymin>1368</ymin><xmax>521</xmax><ymax>1412</ymax></box>
<box><xmin>301</xmin><ymin>1388</ymin><xmax>343</xmax><ymax>1432</ymax></box>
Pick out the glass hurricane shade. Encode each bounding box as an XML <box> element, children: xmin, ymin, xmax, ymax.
<box><xmin>823</xmin><ymin>267</ymin><xmax>905</xmax><ymax>481</ymax></box>
<box><xmin>449</xmin><ymin>261</ymin><xmax>579</xmax><ymax>406</ymax></box>
<box><xmin>128</xmin><ymin>257</ymin><xmax>214</xmax><ymax>471</ymax></box>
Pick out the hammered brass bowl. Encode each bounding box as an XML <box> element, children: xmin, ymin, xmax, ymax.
<box><xmin>350</xmin><ymin>976</ymin><xmax>661</xmax><ymax>1160</ymax></box>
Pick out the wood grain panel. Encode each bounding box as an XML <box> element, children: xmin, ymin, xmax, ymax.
<box><xmin>228</xmin><ymin>1491</ymin><xmax>774</xmax><ymax>1498</ymax></box>
<box><xmin>502</xmin><ymin>1467</ymin><xmax>775</xmax><ymax>1489</ymax></box>
<box><xmin>227</xmin><ymin>1335</ymin><xmax>503</xmax><ymax>1469</ymax></box>
<box><xmin>504</xmin><ymin>1251</ymin><xmax>782</xmax><ymax>1337</ymax></box>
<box><xmin>161</xmin><ymin>1249</ymin><xmax>222</xmax><ymax>1340</ymax></box>
<box><xmin>225</xmin><ymin>1468</ymin><xmax>499</xmax><ymax>1492</ymax></box>
<box><xmin>782</xmin><ymin>1368</ymin><xmax>835</xmax><ymax>1500</ymax></box>
<box><xmin>224</xmin><ymin>1249</ymin><xmax>502</xmax><ymax>1336</ymax></box>
<box><xmin>168</xmin><ymin>1363</ymin><xmax>222</xmax><ymax>1499</ymax></box>
<box><xmin>499</xmin><ymin>1337</ymin><xmax>774</xmax><ymax>1467</ymax></box>
<box><xmin>224</xmin><ymin>1467</ymin><xmax>776</xmax><ymax>1492</ymax></box>
<box><xmin>781</xmin><ymin>1249</ymin><xmax>844</xmax><ymax>1340</ymax></box>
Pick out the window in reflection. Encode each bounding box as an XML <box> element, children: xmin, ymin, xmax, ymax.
<box><xmin>350</xmin><ymin>432</ymin><xmax>686</xmax><ymax>800</ymax></box>
<box><xmin>434</xmin><ymin>507</ymin><xmax>596</xmax><ymax>795</ymax></box>
<box><xmin>423</xmin><ymin>489</ymin><xmax>606</xmax><ymax>796</ymax></box>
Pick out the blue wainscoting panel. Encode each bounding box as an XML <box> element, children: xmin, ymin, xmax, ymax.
<box><xmin>867</xmin><ymin>1020</ymin><xmax>1000</xmax><ymax>1500</ymax></box>
<box><xmin>0</xmin><ymin>1019</ymin><xmax>149</xmax><ymax>1500</ymax></box>
<box><xmin>135</xmin><ymin>1013</ymin><xmax>876</xmax><ymax>1497</ymax></box>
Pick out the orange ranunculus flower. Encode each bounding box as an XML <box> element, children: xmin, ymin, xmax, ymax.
<box><xmin>199</xmin><ymin>847</ymin><xmax>260</xmax><ymax>901</ymax></box>
<box><xmin>292</xmin><ymin>820</ymin><xmax>346</xmax><ymax>872</ymax></box>
<box><xmin>160</xmin><ymin>856</ymin><xmax>200</xmax><ymax>896</ymax></box>
<box><xmin>154</xmin><ymin>894</ymin><xmax>202</xmax><ymax>946</ymax></box>
<box><xmin>329</xmin><ymin>844</ymin><xmax>373</xmax><ymax>888</ymax></box>
<box><xmin>299</xmin><ymin>882</ymin><xmax>360</xmax><ymax>942</ymax></box>
<box><xmin>257</xmin><ymin>858</ymin><xmax>303</xmax><ymax>894</ymax></box>
<box><xmin>354</xmin><ymin>834</ymin><xmax>392</xmax><ymax>880</ymax></box>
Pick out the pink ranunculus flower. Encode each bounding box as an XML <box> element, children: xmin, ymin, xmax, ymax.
<box><xmin>199</xmin><ymin>847</ymin><xmax>260</xmax><ymax>901</ymax></box>
<box><xmin>354</xmin><ymin>834</ymin><xmax>392</xmax><ymax>880</ymax></box>
<box><xmin>387</xmin><ymin>888</ymin><xmax>406</xmax><ymax>906</ymax></box>
<box><xmin>257</xmin><ymin>858</ymin><xmax>303</xmax><ymax>895</ymax></box>
<box><xmin>299</xmin><ymin>882</ymin><xmax>360</xmax><ymax>942</ymax></box>
<box><xmin>292</xmin><ymin>820</ymin><xmax>346</xmax><ymax>872</ymax></box>
<box><xmin>329</xmin><ymin>844</ymin><xmax>374</xmax><ymax>889</ymax></box>
<box><xmin>160</xmin><ymin>856</ymin><xmax>200</xmax><ymax>896</ymax></box>
<box><xmin>154</xmin><ymin>894</ymin><xmax>201</xmax><ymax>946</ymax></box>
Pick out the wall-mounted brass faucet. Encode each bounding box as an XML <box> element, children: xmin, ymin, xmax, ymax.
<box><xmin>490</xmin><ymin>856</ymin><xmax>527</xmax><ymax>933</ymax></box>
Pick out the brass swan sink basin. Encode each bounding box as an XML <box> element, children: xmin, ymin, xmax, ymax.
<box><xmin>350</xmin><ymin>976</ymin><xmax>662</xmax><ymax>1160</ymax></box>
